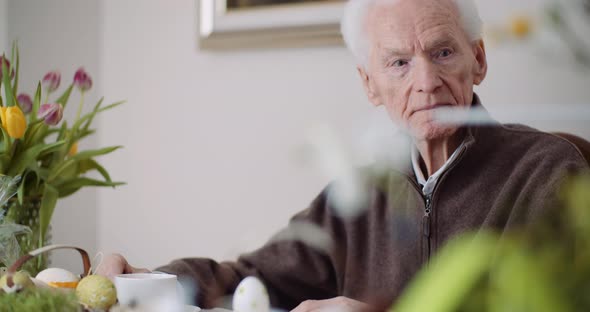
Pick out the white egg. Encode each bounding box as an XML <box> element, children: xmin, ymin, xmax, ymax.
<box><xmin>36</xmin><ymin>267</ymin><xmax>80</xmax><ymax>289</ymax></box>
<box><xmin>30</xmin><ymin>277</ymin><xmax>51</xmax><ymax>288</ymax></box>
<box><xmin>232</xmin><ymin>276</ymin><xmax>270</xmax><ymax>312</ymax></box>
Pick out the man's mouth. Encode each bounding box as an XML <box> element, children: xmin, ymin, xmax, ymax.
<box><xmin>414</xmin><ymin>103</ymin><xmax>452</xmax><ymax>114</ymax></box>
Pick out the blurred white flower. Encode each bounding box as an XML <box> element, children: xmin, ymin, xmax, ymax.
<box><xmin>433</xmin><ymin>105</ymin><xmax>590</xmax><ymax>126</ymax></box>
<box><xmin>269</xmin><ymin>221</ymin><xmax>333</xmax><ymax>253</ymax></box>
<box><xmin>299</xmin><ymin>112</ymin><xmax>410</xmax><ymax>218</ymax></box>
<box><xmin>303</xmin><ymin>123</ymin><xmax>367</xmax><ymax>218</ymax></box>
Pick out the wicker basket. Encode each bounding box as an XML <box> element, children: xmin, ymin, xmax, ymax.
<box><xmin>3</xmin><ymin>244</ymin><xmax>91</xmax><ymax>290</ymax></box>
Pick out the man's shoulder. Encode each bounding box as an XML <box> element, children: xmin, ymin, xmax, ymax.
<box><xmin>479</xmin><ymin>123</ymin><xmax>587</xmax><ymax>165</ymax></box>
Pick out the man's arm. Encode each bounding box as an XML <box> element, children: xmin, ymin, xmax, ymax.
<box><xmin>99</xmin><ymin>186</ymin><xmax>347</xmax><ymax>310</ymax></box>
<box><xmin>156</xmin><ymin>188</ymin><xmax>341</xmax><ymax>310</ymax></box>
<box><xmin>97</xmin><ymin>253</ymin><xmax>151</xmax><ymax>279</ymax></box>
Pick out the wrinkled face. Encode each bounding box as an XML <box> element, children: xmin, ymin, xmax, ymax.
<box><xmin>358</xmin><ymin>0</ymin><xmax>487</xmax><ymax>141</ymax></box>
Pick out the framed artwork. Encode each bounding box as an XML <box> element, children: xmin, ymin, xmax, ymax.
<box><xmin>198</xmin><ymin>0</ymin><xmax>345</xmax><ymax>49</ymax></box>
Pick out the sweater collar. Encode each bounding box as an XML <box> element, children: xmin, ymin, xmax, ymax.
<box><xmin>392</xmin><ymin>93</ymin><xmax>487</xmax><ymax>179</ymax></box>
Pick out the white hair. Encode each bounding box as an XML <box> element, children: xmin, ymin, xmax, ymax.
<box><xmin>341</xmin><ymin>0</ymin><xmax>483</xmax><ymax>68</ymax></box>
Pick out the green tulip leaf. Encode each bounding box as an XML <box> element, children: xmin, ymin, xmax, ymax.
<box><xmin>75</xmin><ymin>129</ymin><xmax>96</xmax><ymax>142</ymax></box>
<box><xmin>49</xmin><ymin>160</ymin><xmax>74</xmax><ymax>183</ymax></box>
<box><xmin>23</xmin><ymin>119</ymin><xmax>47</xmax><ymax>148</ymax></box>
<box><xmin>63</xmin><ymin>99</ymin><xmax>125</xmax><ymax>145</ymax></box>
<box><xmin>56</xmin><ymin>121</ymin><xmax>68</xmax><ymax>141</ymax></box>
<box><xmin>8</xmin><ymin>141</ymin><xmax>66</xmax><ymax>177</ymax></box>
<box><xmin>58</xmin><ymin>177</ymin><xmax>124</xmax><ymax>189</ymax></box>
<box><xmin>1</xmin><ymin>54</ymin><xmax>15</xmax><ymax>107</ymax></box>
<box><xmin>57</xmin><ymin>186</ymin><xmax>82</xmax><ymax>198</ymax></box>
<box><xmin>0</xmin><ymin>154</ymin><xmax>10</xmax><ymax>174</ymax></box>
<box><xmin>75</xmin><ymin>100</ymin><xmax>125</xmax><ymax>133</ymax></box>
<box><xmin>39</xmin><ymin>183</ymin><xmax>58</xmax><ymax>247</ymax></box>
<box><xmin>38</xmin><ymin>144</ymin><xmax>66</xmax><ymax>160</ymax></box>
<box><xmin>49</xmin><ymin>159</ymin><xmax>78</xmax><ymax>184</ymax></box>
<box><xmin>90</xmin><ymin>97</ymin><xmax>105</xmax><ymax>113</ymax></box>
<box><xmin>55</xmin><ymin>84</ymin><xmax>74</xmax><ymax>108</ymax></box>
<box><xmin>70</xmin><ymin>145</ymin><xmax>122</xmax><ymax>162</ymax></box>
<box><xmin>78</xmin><ymin>158</ymin><xmax>112</xmax><ymax>182</ymax></box>
<box><xmin>489</xmin><ymin>240</ymin><xmax>573</xmax><ymax>312</ymax></box>
<box><xmin>33</xmin><ymin>82</ymin><xmax>42</xmax><ymax>118</ymax></box>
<box><xmin>50</xmin><ymin>121</ymin><xmax>69</xmax><ymax>165</ymax></box>
<box><xmin>26</xmin><ymin>161</ymin><xmax>49</xmax><ymax>183</ymax></box>
<box><xmin>56</xmin><ymin>177</ymin><xmax>125</xmax><ymax>198</ymax></box>
<box><xmin>90</xmin><ymin>96</ymin><xmax>105</xmax><ymax>113</ymax></box>
<box><xmin>1</xmin><ymin>126</ymin><xmax>12</xmax><ymax>154</ymax></box>
<box><xmin>75</xmin><ymin>97</ymin><xmax>104</xmax><ymax>133</ymax></box>
<box><xmin>10</xmin><ymin>40</ymin><xmax>16</xmax><ymax>66</ymax></box>
<box><xmin>49</xmin><ymin>146</ymin><xmax>122</xmax><ymax>181</ymax></box>
<box><xmin>12</xmin><ymin>43</ymin><xmax>19</xmax><ymax>94</ymax></box>
<box><xmin>393</xmin><ymin>232</ymin><xmax>498</xmax><ymax>312</ymax></box>
<box><xmin>39</xmin><ymin>128</ymin><xmax>61</xmax><ymax>141</ymax></box>
<box><xmin>97</xmin><ymin>100</ymin><xmax>125</xmax><ymax>113</ymax></box>
<box><xmin>17</xmin><ymin>170</ymin><xmax>31</xmax><ymax>205</ymax></box>
<box><xmin>59</xmin><ymin>160</ymin><xmax>79</xmax><ymax>181</ymax></box>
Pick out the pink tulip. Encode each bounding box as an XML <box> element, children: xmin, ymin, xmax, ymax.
<box><xmin>17</xmin><ymin>94</ymin><xmax>33</xmax><ymax>114</ymax></box>
<box><xmin>0</xmin><ymin>56</ymin><xmax>14</xmax><ymax>80</ymax></box>
<box><xmin>73</xmin><ymin>67</ymin><xmax>92</xmax><ymax>92</ymax></box>
<box><xmin>38</xmin><ymin>103</ymin><xmax>64</xmax><ymax>126</ymax></box>
<box><xmin>42</xmin><ymin>71</ymin><xmax>61</xmax><ymax>93</ymax></box>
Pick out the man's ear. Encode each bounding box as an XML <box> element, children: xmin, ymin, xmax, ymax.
<box><xmin>472</xmin><ymin>39</ymin><xmax>488</xmax><ymax>85</ymax></box>
<box><xmin>357</xmin><ymin>65</ymin><xmax>382</xmax><ymax>106</ymax></box>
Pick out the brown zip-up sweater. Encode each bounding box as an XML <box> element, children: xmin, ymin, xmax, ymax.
<box><xmin>157</xmin><ymin>103</ymin><xmax>589</xmax><ymax>311</ymax></box>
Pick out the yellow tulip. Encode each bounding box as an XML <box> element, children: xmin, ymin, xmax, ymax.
<box><xmin>69</xmin><ymin>142</ymin><xmax>78</xmax><ymax>156</ymax></box>
<box><xmin>0</xmin><ymin>107</ymin><xmax>7</xmax><ymax>129</ymax></box>
<box><xmin>0</xmin><ymin>106</ymin><xmax>26</xmax><ymax>139</ymax></box>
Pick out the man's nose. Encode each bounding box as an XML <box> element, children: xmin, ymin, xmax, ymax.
<box><xmin>413</xmin><ymin>60</ymin><xmax>443</xmax><ymax>93</ymax></box>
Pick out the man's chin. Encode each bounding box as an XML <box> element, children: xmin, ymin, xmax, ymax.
<box><xmin>410</xmin><ymin>125</ymin><xmax>459</xmax><ymax>142</ymax></box>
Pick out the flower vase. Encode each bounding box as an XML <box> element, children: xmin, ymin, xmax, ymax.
<box><xmin>3</xmin><ymin>198</ymin><xmax>52</xmax><ymax>276</ymax></box>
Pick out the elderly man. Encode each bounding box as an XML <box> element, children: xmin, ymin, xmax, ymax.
<box><xmin>98</xmin><ymin>0</ymin><xmax>589</xmax><ymax>310</ymax></box>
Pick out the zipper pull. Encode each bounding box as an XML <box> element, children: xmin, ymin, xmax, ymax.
<box><xmin>423</xmin><ymin>195</ymin><xmax>432</xmax><ymax>238</ymax></box>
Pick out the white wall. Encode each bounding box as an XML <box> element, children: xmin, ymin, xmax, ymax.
<box><xmin>6</xmin><ymin>0</ymin><xmax>101</xmax><ymax>273</ymax></box>
<box><xmin>98</xmin><ymin>0</ymin><xmax>365</xmax><ymax>268</ymax></box>
<box><xmin>98</xmin><ymin>0</ymin><xmax>590</xmax><ymax>271</ymax></box>
<box><xmin>475</xmin><ymin>0</ymin><xmax>590</xmax><ymax>138</ymax></box>
<box><xmin>0</xmin><ymin>0</ymin><xmax>6</xmax><ymax>53</ymax></box>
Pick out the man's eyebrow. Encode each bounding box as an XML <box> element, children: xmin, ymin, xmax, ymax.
<box><xmin>423</xmin><ymin>38</ymin><xmax>457</xmax><ymax>50</ymax></box>
<box><xmin>380</xmin><ymin>48</ymin><xmax>412</xmax><ymax>61</ymax></box>
<box><xmin>383</xmin><ymin>48</ymin><xmax>408</xmax><ymax>55</ymax></box>
<box><xmin>380</xmin><ymin>39</ymin><xmax>457</xmax><ymax>59</ymax></box>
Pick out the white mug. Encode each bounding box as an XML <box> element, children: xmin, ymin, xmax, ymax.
<box><xmin>114</xmin><ymin>273</ymin><xmax>179</xmax><ymax>306</ymax></box>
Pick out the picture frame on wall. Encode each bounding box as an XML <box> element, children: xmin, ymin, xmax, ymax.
<box><xmin>198</xmin><ymin>0</ymin><xmax>344</xmax><ymax>49</ymax></box>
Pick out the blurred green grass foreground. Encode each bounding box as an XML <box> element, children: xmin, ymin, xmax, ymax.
<box><xmin>394</xmin><ymin>174</ymin><xmax>590</xmax><ymax>312</ymax></box>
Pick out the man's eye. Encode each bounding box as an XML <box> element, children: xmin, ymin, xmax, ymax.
<box><xmin>392</xmin><ymin>60</ymin><xmax>408</xmax><ymax>67</ymax></box>
<box><xmin>437</xmin><ymin>49</ymin><xmax>453</xmax><ymax>58</ymax></box>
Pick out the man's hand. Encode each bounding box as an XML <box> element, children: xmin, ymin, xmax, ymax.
<box><xmin>95</xmin><ymin>253</ymin><xmax>150</xmax><ymax>280</ymax></box>
<box><xmin>291</xmin><ymin>297</ymin><xmax>378</xmax><ymax>312</ymax></box>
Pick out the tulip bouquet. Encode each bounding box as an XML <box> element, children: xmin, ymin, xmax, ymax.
<box><xmin>0</xmin><ymin>43</ymin><xmax>124</xmax><ymax>274</ymax></box>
